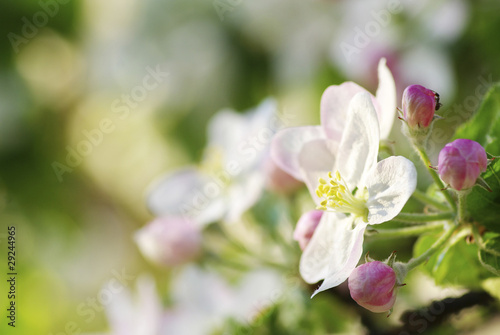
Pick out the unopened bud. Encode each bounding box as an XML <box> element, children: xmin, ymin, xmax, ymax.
<box><xmin>134</xmin><ymin>217</ymin><xmax>202</xmax><ymax>266</ymax></box>
<box><xmin>293</xmin><ymin>210</ymin><xmax>323</xmax><ymax>250</ymax></box>
<box><xmin>348</xmin><ymin>261</ymin><xmax>397</xmax><ymax>313</ymax></box>
<box><xmin>438</xmin><ymin>139</ymin><xmax>488</xmax><ymax>191</ymax></box>
<box><xmin>402</xmin><ymin>85</ymin><xmax>439</xmax><ymax>128</ymax></box>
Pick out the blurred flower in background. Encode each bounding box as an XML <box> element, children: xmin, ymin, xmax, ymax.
<box><xmin>134</xmin><ymin>217</ymin><xmax>202</xmax><ymax>267</ymax></box>
<box><xmin>147</xmin><ymin>98</ymin><xmax>287</xmax><ymax>226</ymax></box>
<box><xmin>1</xmin><ymin>0</ymin><xmax>500</xmax><ymax>334</ymax></box>
<box><xmin>330</xmin><ymin>0</ymin><xmax>469</xmax><ymax>99</ymax></box>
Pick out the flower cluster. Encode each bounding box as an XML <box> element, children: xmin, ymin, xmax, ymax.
<box><xmin>137</xmin><ymin>57</ymin><xmax>495</xmax><ymax>319</ymax></box>
<box><xmin>272</xmin><ymin>59</ymin><xmax>417</xmax><ymax>300</ymax></box>
<box><xmin>135</xmin><ymin>99</ymin><xmax>298</xmax><ymax>267</ymax></box>
<box><xmin>271</xmin><ymin>59</ymin><xmax>492</xmax><ymax>313</ymax></box>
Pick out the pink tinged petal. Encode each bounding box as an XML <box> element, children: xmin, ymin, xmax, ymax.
<box><xmin>365</xmin><ymin>156</ymin><xmax>417</xmax><ymax>225</ymax></box>
<box><xmin>134</xmin><ymin>217</ymin><xmax>202</xmax><ymax>267</ymax></box>
<box><xmin>320</xmin><ymin>82</ymin><xmax>368</xmax><ymax>140</ymax></box>
<box><xmin>311</xmin><ymin>220</ymin><xmax>367</xmax><ymax>297</ymax></box>
<box><xmin>299</xmin><ymin>212</ymin><xmax>351</xmax><ymax>285</ymax></box>
<box><xmin>293</xmin><ymin>210</ymin><xmax>324</xmax><ymax>250</ymax></box>
<box><xmin>147</xmin><ymin>168</ymin><xmax>226</xmax><ymax>226</ymax></box>
<box><xmin>271</xmin><ymin>126</ymin><xmax>328</xmax><ymax>181</ymax></box>
<box><xmin>375</xmin><ymin>58</ymin><xmax>397</xmax><ymax>139</ymax></box>
<box><xmin>297</xmin><ymin>139</ymin><xmax>337</xmax><ymax>204</ymax></box>
<box><xmin>348</xmin><ymin>261</ymin><xmax>397</xmax><ymax>313</ymax></box>
<box><xmin>337</xmin><ymin>92</ymin><xmax>380</xmax><ymax>189</ymax></box>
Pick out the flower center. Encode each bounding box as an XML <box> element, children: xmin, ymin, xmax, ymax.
<box><xmin>201</xmin><ymin>146</ymin><xmax>225</xmax><ymax>175</ymax></box>
<box><xmin>315</xmin><ymin>171</ymin><xmax>369</xmax><ymax>222</ymax></box>
<box><xmin>200</xmin><ymin>146</ymin><xmax>233</xmax><ymax>189</ymax></box>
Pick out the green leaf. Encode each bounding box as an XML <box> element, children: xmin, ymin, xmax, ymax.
<box><xmin>485</xmin><ymin>116</ymin><xmax>500</xmax><ymax>154</ymax></box>
<box><xmin>453</xmin><ymin>83</ymin><xmax>500</xmax><ymax>146</ymax></box>
<box><xmin>467</xmin><ymin>159</ymin><xmax>500</xmax><ymax>233</ymax></box>
<box><xmin>414</xmin><ymin>233</ymin><xmax>492</xmax><ymax>288</ymax></box>
<box><xmin>478</xmin><ymin>233</ymin><xmax>500</xmax><ymax>275</ymax></box>
<box><xmin>482</xmin><ymin>277</ymin><xmax>500</xmax><ymax>301</ymax></box>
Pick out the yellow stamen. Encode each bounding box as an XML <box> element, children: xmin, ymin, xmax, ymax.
<box><xmin>315</xmin><ymin>170</ymin><xmax>369</xmax><ymax>222</ymax></box>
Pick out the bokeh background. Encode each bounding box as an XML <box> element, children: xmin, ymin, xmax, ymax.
<box><xmin>2</xmin><ymin>0</ymin><xmax>500</xmax><ymax>334</ymax></box>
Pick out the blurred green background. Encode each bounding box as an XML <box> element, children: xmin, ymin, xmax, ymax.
<box><xmin>2</xmin><ymin>0</ymin><xmax>500</xmax><ymax>334</ymax></box>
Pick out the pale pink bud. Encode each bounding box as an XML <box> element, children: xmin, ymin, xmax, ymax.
<box><xmin>348</xmin><ymin>261</ymin><xmax>397</xmax><ymax>313</ymax></box>
<box><xmin>438</xmin><ymin>139</ymin><xmax>488</xmax><ymax>191</ymax></box>
<box><xmin>134</xmin><ymin>217</ymin><xmax>202</xmax><ymax>266</ymax></box>
<box><xmin>293</xmin><ymin>210</ymin><xmax>323</xmax><ymax>250</ymax></box>
<box><xmin>402</xmin><ymin>85</ymin><xmax>439</xmax><ymax>128</ymax></box>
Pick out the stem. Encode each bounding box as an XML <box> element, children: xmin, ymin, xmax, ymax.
<box><xmin>394</xmin><ymin>211</ymin><xmax>455</xmax><ymax>223</ymax></box>
<box><xmin>219</xmin><ymin>223</ymin><xmax>289</xmax><ymax>271</ymax></box>
<box><xmin>457</xmin><ymin>190</ymin><xmax>470</xmax><ymax>224</ymax></box>
<box><xmin>405</xmin><ymin>224</ymin><xmax>460</xmax><ymax>272</ymax></box>
<box><xmin>411</xmin><ymin>189</ymin><xmax>450</xmax><ymax>211</ymax></box>
<box><xmin>415</xmin><ymin>146</ymin><xmax>457</xmax><ymax>212</ymax></box>
<box><xmin>369</xmin><ymin>222</ymin><xmax>445</xmax><ymax>239</ymax></box>
<box><xmin>471</xmin><ymin>223</ymin><xmax>500</xmax><ymax>257</ymax></box>
<box><xmin>204</xmin><ymin>251</ymin><xmax>250</xmax><ymax>271</ymax></box>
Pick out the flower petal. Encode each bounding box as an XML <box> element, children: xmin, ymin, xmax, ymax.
<box><xmin>375</xmin><ymin>58</ymin><xmax>397</xmax><ymax>139</ymax></box>
<box><xmin>320</xmin><ymin>82</ymin><xmax>368</xmax><ymax>141</ymax></box>
<box><xmin>271</xmin><ymin>125</ymin><xmax>327</xmax><ymax>181</ymax></box>
<box><xmin>208</xmin><ymin>98</ymin><xmax>277</xmax><ymax>168</ymax></box>
<box><xmin>297</xmin><ymin>139</ymin><xmax>337</xmax><ymax>204</ymax></box>
<box><xmin>299</xmin><ymin>212</ymin><xmax>351</xmax><ymax>284</ymax></box>
<box><xmin>336</xmin><ymin>92</ymin><xmax>380</xmax><ymax>189</ymax></box>
<box><xmin>303</xmin><ymin>216</ymin><xmax>367</xmax><ymax>296</ymax></box>
<box><xmin>224</xmin><ymin>171</ymin><xmax>266</xmax><ymax>223</ymax></box>
<box><xmin>365</xmin><ymin>156</ymin><xmax>417</xmax><ymax>225</ymax></box>
<box><xmin>106</xmin><ymin>275</ymin><xmax>163</xmax><ymax>335</ymax></box>
<box><xmin>147</xmin><ymin>168</ymin><xmax>226</xmax><ymax>226</ymax></box>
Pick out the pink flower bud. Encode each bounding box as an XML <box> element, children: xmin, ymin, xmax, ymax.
<box><xmin>438</xmin><ymin>139</ymin><xmax>488</xmax><ymax>191</ymax></box>
<box><xmin>348</xmin><ymin>261</ymin><xmax>397</xmax><ymax>313</ymax></box>
<box><xmin>402</xmin><ymin>85</ymin><xmax>439</xmax><ymax>128</ymax></box>
<box><xmin>134</xmin><ymin>217</ymin><xmax>202</xmax><ymax>266</ymax></box>
<box><xmin>293</xmin><ymin>210</ymin><xmax>323</xmax><ymax>250</ymax></box>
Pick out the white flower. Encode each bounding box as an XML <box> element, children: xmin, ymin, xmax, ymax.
<box><xmin>294</xmin><ymin>92</ymin><xmax>417</xmax><ymax>296</ymax></box>
<box><xmin>83</xmin><ymin>268</ymin><xmax>282</xmax><ymax>335</ymax></box>
<box><xmin>163</xmin><ymin>266</ymin><xmax>283</xmax><ymax>335</ymax></box>
<box><xmin>271</xmin><ymin>57</ymin><xmax>396</xmax><ymax>187</ymax></box>
<box><xmin>82</xmin><ymin>276</ymin><xmax>165</xmax><ymax>335</ymax></box>
<box><xmin>330</xmin><ymin>0</ymin><xmax>468</xmax><ymax>99</ymax></box>
<box><xmin>147</xmin><ymin>99</ymin><xmax>278</xmax><ymax>225</ymax></box>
